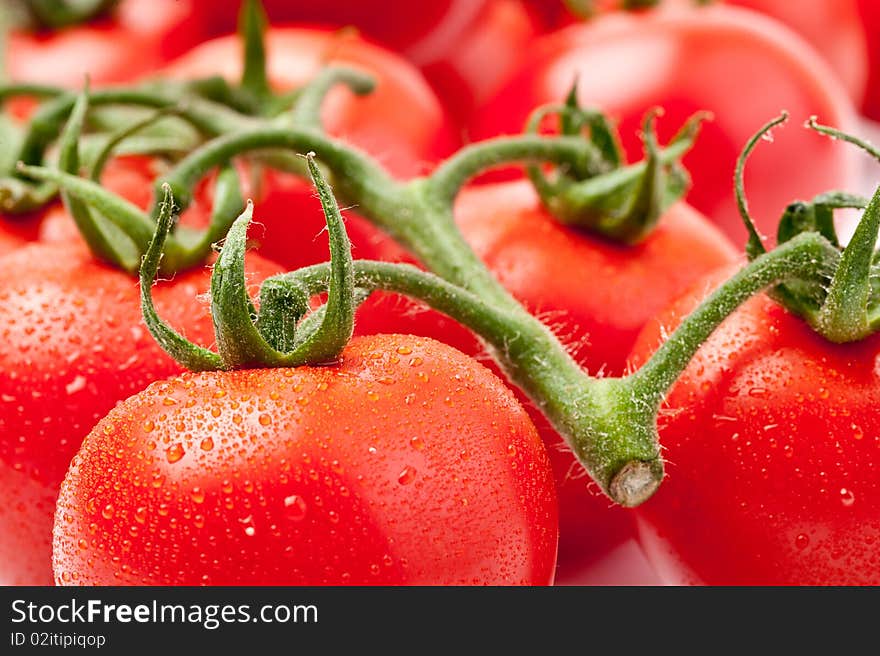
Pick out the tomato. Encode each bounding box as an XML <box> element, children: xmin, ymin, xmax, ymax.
<box><xmin>0</xmin><ymin>244</ymin><xmax>280</xmax><ymax>585</ymax></box>
<box><xmin>353</xmin><ymin>180</ymin><xmax>737</xmax><ymax>571</ymax></box>
<box><xmin>472</xmin><ymin>5</ymin><xmax>860</xmax><ymax>244</ymax></box>
<box><xmin>628</xmin><ymin>266</ymin><xmax>880</xmax><ymax>585</ymax></box>
<box><xmin>726</xmin><ymin>1</ymin><xmax>867</xmax><ymax>107</ymax></box>
<box><xmin>52</xmin><ymin>334</ymin><xmax>558</xmax><ymax>586</ymax></box>
<box><xmin>158</xmin><ymin>27</ymin><xmax>456</xmax><ymax>270</ymax></box>
<box><xmin>7</xmin><ymin>0</ymin><xmax>205</xmax><ymax>86</ymax></box>
<box><xmin>416</xmin><ymin>0</ymin><xmax>539</xmax><ymax>128</ymax></box>
<box><xmin>194</xmin><ymin>0</ymin><xmax>487</xmax><ymax>55</ymax></box>
<box><xmin>860</xmin><ymin>0</ymin><xmax>880</xmax><ymax>120</ymax></box>
<box><xmin>726</xmin><ymin>0</ymin><xmax>880</xmax><ymax>120</ymax></box>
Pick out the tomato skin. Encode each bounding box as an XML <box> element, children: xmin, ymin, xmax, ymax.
<box><xmin>0</xmin><ymin>212</ymin><xmax>42</xmax><ymax>256</ymax></box>
<box><xmin>472</xmin><ymin>5</ymin><xmax>859</xmax><ymax>245</ymax></box>
<box><xmin>194</xmin><ymin>0</ymin><xmax>488</xmax><ymax>58</ymax></box>
<box><xmin>629</xmin><ymin>267</ymin><xmax>880</xmax><ymax>585</ymax></box>
<box><xmin>726</xmin><ymin>0</ymin><xmax>868</xmax><ymax>106</ymax></box>
<box><xmin>857</xmin><ymin>0</ymin><xmax>880</xmax><ymax>120</ymax></box>
<box><xmin>417</xmin><ymin>0</ymin><xmax>539</xmax><ymax>128</ymax></box>
<box><xmin>7</xmin><ymin>0</ymin><xmax>204</xmax><ymax>86</ymax></box>
<box><xmin>353</xmin><ymin>180</ymin><xmax>737</xmax><ymax>568</ymax></box>
<box><xmin>0</xmin><ymin>244</ymin><xmax>280</xmax><ymax>586</ymax></box>
<box><xmin>52</xmin><ymin>334</ymin><xmax>558</xmax><ymax>586</ymax></box>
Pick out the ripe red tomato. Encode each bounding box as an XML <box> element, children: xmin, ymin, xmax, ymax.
<box><xmin>353</xmin><ymin>180</ymin><xmax>737</xmax><ymax>570</ymax></box>
<box><xmin>194</xmin><ymin>0</ymin><xmax>487</xmax><ymax>56</ymax></box>
<box><xmin>726</xmin><ymin>1</ymin><xmax>868</xmax><ymax>106</ymax></box>
<box><xmin>0</xmin><ymin>244</ymin><xmax>280</xmax><ymax>585</ymax></box>
<box><xmin>7</xmin><ymin>0</ymin><xmax>204</xmax><ymax>86</ymax></box>
<box><xmin>472</xmin><ymin>5</ymin><xmax>860</xmax><ymax>244</ymax></box>
<box><xmin>415</xmin><ymin>0</ymin><xmax>539</xmax><ymax>127</ymax></box>
<box><xmin>159</xmin><ymin>27</ymin><xmax>456</xmax><ymax>269</ymax></box>
<box><xmin>629</xmin><ymin>266</ymin><xmax>880</xmax><ymax>585</ymax></box>
<box><xmin>727</xmin><ymin>0</ymin><xmax>880</xmax><ymax>121</ymax></box>
<box><xmin>860</xmin><ymin>0</ymin><xmax>880</xmax><ymax>120</ymax></box>
<box><xmin>52</xmin><ymin>334</ymin><xmax>558</xmax><ymax>585</ymax></box>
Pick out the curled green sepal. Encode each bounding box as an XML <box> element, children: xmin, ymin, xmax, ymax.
<box><xmin>142</xmin><ymin>153</ymin><xmax>356</xmax><ymax>372</ymax></box>
<box><xmin>212</xmin><ymin>153</ymin><xmax>355</xmax><ymax>367</ymax></box>
<box><xmin>139</xmin><ymin>185</ymin><xmax>223</xmax><ymax>372</ymax></box>
<box><xmin>526</xmin><ymin>98</ymin><xmax>706</xmax><ymax>245</ymax></box>
<box><xmin>736</xmin><ymin>113</ymin><xmax>880</xmax><ymax>343</ymax></box>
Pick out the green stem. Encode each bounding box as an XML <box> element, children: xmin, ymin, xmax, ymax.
<box><xmin>628</xmin><ymin>232</ymin><xmax>838</xmax><ymax>406</ymax></box>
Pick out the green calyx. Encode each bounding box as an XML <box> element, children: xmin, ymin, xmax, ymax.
<box><xmin>736</xmin><ymin>113</ymin><xmax>880</xmax><ymax>343</ymax></box>
<box><xmin>526</xmin><ymin>88</ymin><xmax>706</xmax><ymax>245</ymax></box>
<box><xmin>141</xmin><ymin>153</ymin><xmax>356</xmax><ymax>371</ymax></box>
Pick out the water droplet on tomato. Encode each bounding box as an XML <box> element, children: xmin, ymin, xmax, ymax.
<box><xmin>397</xmin><ymin>465</ymin><xmax>417</xmax><ymax>485</ymax></box>
<box><xmin>191</xmin><ymin>487</ymin><xmax>205</xmax><ymax>504</ymax></box>
<box><xmin>258</xmin><ymin>414</ymin><xmax>272</xmax><ymax>426</ymax></box>
<box><xmin>165</xmin><ymin>443</ymin><xmax>185</xmax><ymax>464</ymax></box>
<box><xmin>200</xmin><ymin>437</ymin><xmax>214</xmax><ymax>451</ymax></box>
<box><xmin>410</xmin><ymin>436</ymin><xmax>425</xmax><ymax>451</ymax></box>
<box><xmin>283</xmin><ymin>495</ymin><xmax>307</xmax><ymax>521</ymax></box>
<box><xmin>795</xmin><ymin>534</ymin><xmax>810</xmax><ymax>550</ymax></box>
<box><xmin>101</xmin><ymin>504</ymin><xmax>114</xmax><ymax>520</ymax></box>
<box><xmin>840</xmin><ymin>488</ymin><xmax>855</xmax><ymax>507</ymax></box>
<box><xmin>65</xmin><ymin>375</ymin><xmax>87</xmax><ymax>395</ymax></box>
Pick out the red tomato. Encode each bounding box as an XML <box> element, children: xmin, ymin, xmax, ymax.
<box><xmin>860</xmin><ymin>0</ymin><xmax>880</xmax><ymax>120</ymax></box>
<box><xmin>7</xmin><ymin>0</ymin><xmax>204</xmax><ymax>86</ymax></box>
<box><xmin>726</xmin><ymin>1</ymin><xmax>868</xmax><ymax>106</ymax></box>
<box><xmin>416</xmin><ymin>0</ymin><xmax>539</xmax><ymax>128</ymax></box>
<box><xmin>472</xmin><ymin>5</ymin><xmax>860</xmax><ymax>244</ymax></box>
<box><xmin>0</xmin><ymin>244</ymin><xmax>280</xmax><ymax>585</ymax></box>
<box><xmin>158</xmin><ymin>27</ymin><xmax>456</xmax><ymax>269</ymax></box>
<box><xmin>52</xmin><ymin>334</ymin><xmax>558</xmax><ymax>586</ymax></box>
<box><xmin>353</xmin><ymin>180</ymin><xmax>737</xmax><ymax>570</ymax></box>
<box><xmin>194</xmin><ymin>0</ymin><xmax>488</xmax><ymax>56</ymax></box>
<box><xmin>727</xmin><ymin>0</ymin><xmax>880</xmax><ymax>120</ymax></box>
<box><xmin>629</xmin><ymin>266</ymin><xmax>880</xmax><ymax>585</ymax></box>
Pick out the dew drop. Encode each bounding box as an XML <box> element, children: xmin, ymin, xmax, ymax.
<box><xmin>396</xmin><ymin>345</ymin><xmax>412</xmax><ymax>355</ymax></box>
<box><xmin>366</xmin><ymin>391</ymin><xmax>380</xmax><ymax>402</ymax></box>
<box><xmin>191</xmin><ymin>487</ymin><xmax>205</xmax><ymax>504</ymax></box>
<box><xmin>244</xmin><ymin>526</ymin><xmax>256</xmax><ymax>537</ymax></box>
<box><xmin>165</xmin><ymin>443</ymin><xmax>185</xmax><ymax>464</ymax></box>
<box><xmin>795</xmin><ymin>533</ymin><xmax>810</xmax><ymax>550</ymax></box>
<box><xmin>397</xmin><ymin>465</ymin><xmax>417</xmax><ymax>485</ymax></box>
<box><xmin>409</xmin><ymin>436</ymin><xmax>425</xmax><ymax>451</ymax></box>
<box><xmin>258</xmin><ymin>414</ymin><xmax>272</xmax><ymax>426</ymax></box>
<box><xmin>200</xmin><ymin>437</ymin><xmax>214</xmax><ymax>451</ymax></box>
<box><xmin>65</xmin><ymin>376</ymin><xmax>87</xmax><ymax>395</ymax></box>
<box><xmin>840</xmin><ymin>488</ymin><xmax>855</xmax><ymax>507</ymax></box>
<box><xmin>134</xmin><ymin>507</ymin><xmax>147</xmax><ymax>524</ymax></box>
<box><xmin>101</xmin><ymin>504</ymin><xmax>115</xmax><ymax>520</ymax></box>
<box><xmin>283</xmin><ymin>495</ymin><xmax>308</xmax><ymax>521</ymax></box>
